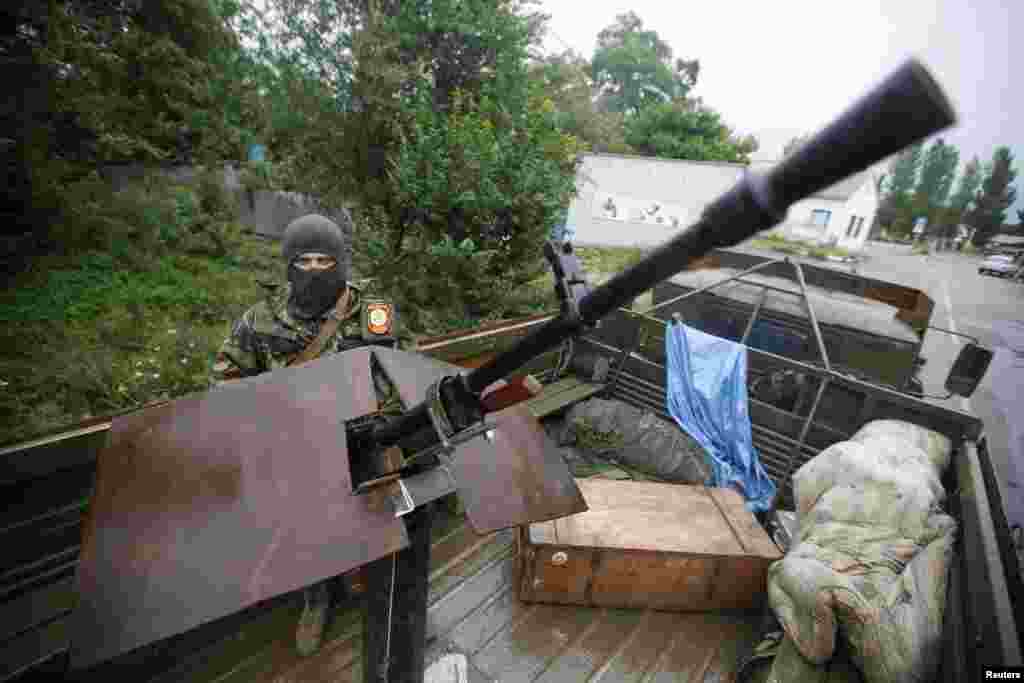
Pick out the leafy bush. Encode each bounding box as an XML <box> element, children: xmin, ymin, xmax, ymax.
<box><xmin>0</xmin><ymin>235</ymin><xmax>279</xmax><ymax>445</ymax></box>
<box><xmin>0</xmin><ymin>252</ymin><xmax>216</xmax><ymax>324</ymax></box>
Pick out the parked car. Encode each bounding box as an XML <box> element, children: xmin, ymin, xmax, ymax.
<box><xmin>979</xmin><ymin>254</ymin><xmax>1019</xmax><ymax>277</ymax></box>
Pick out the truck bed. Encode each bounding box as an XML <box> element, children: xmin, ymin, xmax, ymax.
<box><xmin>3</xmin><ymin>309</ymin><xmax>1021</xmax><ymax>682</ymax></box>
<box><xmin>144</xmin><ymin>509</ymin><xmax>761</xmax><ymax>683</ymax></box>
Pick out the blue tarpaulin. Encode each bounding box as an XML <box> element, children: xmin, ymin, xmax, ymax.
<box><xmin>665</xmin><ymin>322</ymin><xmax>777</xmax><ymax>513</ymax></box>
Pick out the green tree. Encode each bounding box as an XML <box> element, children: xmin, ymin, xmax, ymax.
<box><xmin>622</xmin><ymin>100</ymin><xmax>758</xmax><ymax>163</ymax></box>
<box><xmin>2</xmin><ymin>0</ymin><xmax>261</xmax><ymax>262</ymax></box>
<box><xmin>591</xmin><ymin>12</ymin><xmax>699</xmax><ymax>115</ymax></box>
<box><xmin>969</xmin><ymin>147</ymin><xmax>1018</xmax><ymax>246</ymax></box>
<box><xmin>879</xmin><ymin>142</ymin><xmax>924</xmax><ymax>236</ymax></box>
<box><xmin>912</xmin><ymin>138</ymin><xmax>958</xmax><ymax>239</ymax></box>
<box><xmin>940</xmin><ymin>155</ymin><xmax>984</xmax><ymax>241</ymax></box>
<box><xmin>950</xmin><ymin>157</ymin><xmax>983</xmax><ymax>213</ymax></box>
<box><xmin>241</xmin><ymin>0</ymin><xmax>581</xmax><ymax>329</ymax></box>
<box><xmin>913</xmin><ymin>138</ymin><xmax>959</xmax><ymax>211</ymax></box>
<box><xmin>885</xmin><ymin>142</ymin><xmax>924</xmax><ymax>200</ymax></box>
<box><xmin>527</xmin><ymin>50</ymin><xmax>632</xmax><ymax>153</ymax></box>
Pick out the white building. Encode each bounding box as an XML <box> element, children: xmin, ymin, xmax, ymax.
<box><xmin>564</xmin><ymin>154</ymin><xmax>879</xmax><ymax>252</ymax></box>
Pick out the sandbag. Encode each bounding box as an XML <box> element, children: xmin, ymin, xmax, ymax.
<box><xmin>769</xmin><ymin>511</ymin><xmax>955</xmax><ymax>678</ymax></box>
<box><xmin>849</xmin><ymin>419</ymin><xmax>952</xmax><ymax>472</ymax></box>
<box><xmin>558</xmin><ymin>398</ymin><xmax>711</xmax><ymax>484</ymax></box>
<box><xmin>768</xmin><ymin>419</ymin><xmax>957</xmax><ymax>683</ymax></box>
<box><xmin>793</xmin><ymin>439</ymin><xmax>943</xmax><ymax>525</ymax></box>
<box><xmin>843</xmin><ymin>527</ymin><xmax>956</xmax><ymax>683</ymax></box>
<box><xmin>802</xmin><ymin>482</ymin><xmax>945</xmax><ymax>542</ymax></box>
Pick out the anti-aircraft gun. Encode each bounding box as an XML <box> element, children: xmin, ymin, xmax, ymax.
<box><xmin>69</xmin><ymin>60</ymin><xmax>978</xmax><ymax>683</ymax></box>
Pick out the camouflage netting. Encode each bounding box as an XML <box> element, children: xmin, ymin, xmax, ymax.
<box><xmin>546</xmin><ymin>398</ymin><xmax>711</xmax><ymax>484</ymax></box>
<box><xmin>765</xmin><ymin>420</ymin><xmax>956</xmax><ymax>683</ymax></box>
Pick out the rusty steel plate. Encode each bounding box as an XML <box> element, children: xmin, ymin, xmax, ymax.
<box><xmin>372</xmin><ymin>345</ymin><xmax>471</xmax><ymax>409</ymax></box>
<box><xmin>71</xmin><ymin>347</ymin><xmax>409</xmax><ymax>671</ymax></box>
<box><xmin>372</xmin><ymin>348</ymin><xmax>588</xmax><ymax>533</ymax></box>
<box><xmin>450</xmin><ymin>403</ymin><xmax>588</xmax><ymax>533</ymax></box>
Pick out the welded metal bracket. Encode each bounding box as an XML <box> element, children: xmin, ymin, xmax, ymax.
<box><xmin>390</xmin><ymin>421</ymin><xmax>494</xmax><ymax>517</ymax></box>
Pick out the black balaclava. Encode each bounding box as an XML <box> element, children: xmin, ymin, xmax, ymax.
<box><xmin>281</xmin><ymin>214</ymin><xmax>349</xmax><ymax>320</ymax></box>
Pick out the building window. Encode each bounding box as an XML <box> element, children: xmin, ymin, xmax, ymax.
<box><xmin>810</xmin><ymin>209</ymin><xmax>831</xmax><ymax>227</ymax></box>
<box><xmin>846</xmin><ymin>216</ymin><xmax>857</xmax><ymax>237</ymax></box>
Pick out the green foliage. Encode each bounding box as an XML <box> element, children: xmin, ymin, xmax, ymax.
<box><xmin>591</xmin><ymin>12</ymin><xmax>699</xmax><ymax>115</ymax></box>
<box><xmin>255</xmin><ymin>0</ymin><xmax>583</xmax><ymax>331</ymax></box>
<box><xmin>5</xmin><ymin>0</ymin><xmax>264</xmax><ymax>275</ymax></box>
<box><xmin>882</xmin><ymin>143</ymin><xmax>924</xmax><ymax>221</ymax></box>
<box><xmin>914</xmin><ymin>138</ymin><xmax>959</xmax><ymax>214</ymax></box>
<box><xmin>574</xmin><ymin>245</ymin><xmax>646</xmax><ymax>275</ymax></box>
<box><xmin>213</xmin><ymin>0</ymin><xmax>355</xmax><ymax>161</ymax></box>
<box><xmin>623</xmin><ymin>101</ymin><xmax>757</xmax><ymax>163</ymax></box>
<box><xmin>748</xmin><ymin>235</ymin><xmax>854</xmax><ymax>260</ymax></box>
<box><xmin>0</xmin><ymin>252</ymin><xmax>219</xmax><ymax>325</ymax></box>
<box><xmin>528</xmin><ymin>51</ymin><xmax>633</xmax><ymax>154</ymax></box>
<box><xmin>0</xmin><ymin>234</ymin><xmax>282</xmax><ymax>445</ymax></box>
<box><xmin>970</xmin><ymin>147</ymin><xmax>1019</xmax><ymax>246</ymax></box>
<box><xmin>950</xmin><ymin>157</ymin><xmax>983</xmax><ymax>215</ymax></box>
<box><xmin>879</xmin><ymin>141</ymin><xmax>924</xmax><ymax>235</ymax></box>
<box><xmin>41</xmin><ymin>1</ymin><xmax>256</xmax><ymax>165</ymax></box>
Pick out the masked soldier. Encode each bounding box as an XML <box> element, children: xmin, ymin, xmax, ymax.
<box><xmin>210</xmin><ymin>213</ymin><xmax>406</xmax><ymax>656</ymax></box>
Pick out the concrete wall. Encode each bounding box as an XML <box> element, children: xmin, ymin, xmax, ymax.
<box><xmin>236</xmin><ymin>189</ymin><xmax>349</xmax><ymax>241</ymax></box>
<box><xmin>98</xmin><ymin>162</ymin><xmax>350</xmax><ymax>243</ymax></box>
<box><xmin>100</xmin><ymin>163</ymin><xmax>244</xmax><ymax>193</ymax></box>
<box><xmin>832</xmin><ymin>180</ymin><xmax>876</xmax><ymax>252</ymax></box>
<box><xmin>565</xmin><ymin>154</ymin><xmax>877</xmax><ymax>252</ymax></box>
<box><xmin>565</xmin><ymin>154</ymin><xmax>746</xmax><ymax>247</ymax></box>
<box><xmin>778</xmin><ymin>197</ymin><xmax>847</xmax><ymax>243</ymax></box>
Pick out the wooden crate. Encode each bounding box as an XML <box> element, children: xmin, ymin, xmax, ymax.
<box><xmin>517</xmin><ymin>479</ymin><xmax>783</xmax><ymax>611</ymax></box>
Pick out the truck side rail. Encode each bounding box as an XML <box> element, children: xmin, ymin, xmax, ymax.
<box><xmin>691</xmin><ymin>248</ymin><xmax>936</xmax><ymax>336</ymax></box>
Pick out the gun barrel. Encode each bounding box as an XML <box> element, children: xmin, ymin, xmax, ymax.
<box><xmin>372</xmin><ymin>58</ymin><xmax>956</xmax><ymax>448</ymax></box>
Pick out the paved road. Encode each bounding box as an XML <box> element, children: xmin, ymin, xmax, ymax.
<box><xmin>851</xmin><ymin>243</ymin><xmax>1023</xmax><ymax>521</ymax></box>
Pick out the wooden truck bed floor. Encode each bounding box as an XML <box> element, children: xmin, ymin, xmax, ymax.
<box><xmin>162</xmin><ymin>508</ymin><xmax>761</xmax><ymax>683</ymax></box>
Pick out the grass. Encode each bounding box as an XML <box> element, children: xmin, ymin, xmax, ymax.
<box><xmin>521</xmin><ymin>244</ymin><xmax>653</xmax><ymax>310</ymax></box>
<box><xmin>0</xmin><ymin>235</ymin><xmax>283</xmax><ymax>446</ymax></box>
<box><xmin>573</xmin><ymin>244</ymin><xmax>646</xmax><ymax>274</ymax></box>
<box><xmin>748</xmin><ymin>232</ymin><xmax>855</xmax><ymax>260</ymax></box>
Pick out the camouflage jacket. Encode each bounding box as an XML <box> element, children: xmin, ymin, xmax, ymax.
<box><xmin>210</xmin><ymin>280</ymin><xmax>410</xmax><ymax>391</ymax></box>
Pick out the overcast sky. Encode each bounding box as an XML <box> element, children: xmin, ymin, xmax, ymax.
<box><xmin>537</xmin><ymin>0</ymin><xmax>1021</xmax><ymax>216</ymax></box>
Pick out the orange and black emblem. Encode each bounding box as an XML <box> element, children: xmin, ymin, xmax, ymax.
<box><xmin>366</xmin><ymin>302</ymin><xmax>392</xmax><ymax>336</ymax></box>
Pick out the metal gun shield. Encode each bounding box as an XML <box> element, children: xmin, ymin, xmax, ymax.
<box><xmin>372</xmin><ymin>348</ymin><xmax>588</xmax><ymax>533</ymax></box>
<box><xmin>71</xmin><ymin>347</ymin><xmax>408</xmax><ymax>670</ymax></box>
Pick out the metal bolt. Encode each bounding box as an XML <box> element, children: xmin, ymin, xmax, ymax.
<box><xmin>551</xmin><ymin>551</ymin><xmax>568</xmax><ymax>566</ymax></box>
